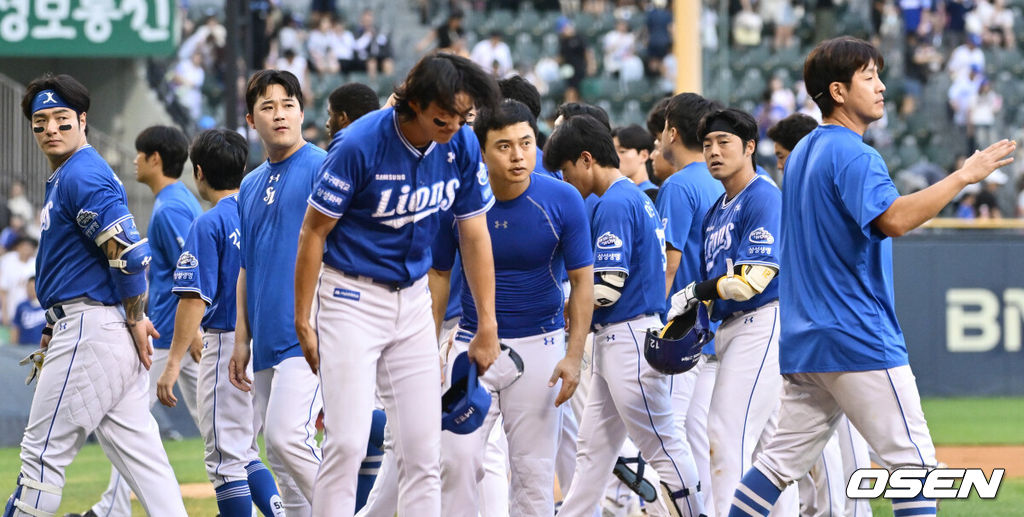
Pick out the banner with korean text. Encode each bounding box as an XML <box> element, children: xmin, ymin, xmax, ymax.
<box><xmin>0</xmin><ymin>0</ymin><xmax>178</xmax><ymax>56</ymax></box>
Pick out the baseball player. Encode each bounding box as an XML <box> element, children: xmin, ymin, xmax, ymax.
<box><xmin>768</xmin><ymin>111</ymin><xmax>871</xmax><ymax>517</ymax></box>
<box><xmin>727</xmin><ymin>37</ymin><xmax>1016</xmax><ymax>517</ymax></box>
<box><xmin>326</xmin><ymin>82</ymin><xmax>380</xmax><ymax>140</ymax></box>
<box><xmin>155</xmin><ymin>129</ymin><xmax>285</xmax><ymax>517</ymax></box>
<box><xmin>497</xmin><ymin>75</ymin><xmax>562</xmax><ymax>180</ymax></box>
<box><xmin>431</xmin><ymin>99</ymin><xmax>594</xmax><ymax>516</ymax></box>
<box><xmin>227</xmin><ymin>69</ymin><xmax>325</xmax><ymax>515</ymax></box>
<box><xmin>543</xmin><ymin>115</ymin><xmax>706</xmax><ymax>517</ymax></box>
<box><xmin>658</xmin><ymin>93</ymin><xmax>723</xmax><ymax>516</ymax></box>
<box><xmin>666</xmin><ymin>108</ymin><xmax>785</xmax><ymax>515</ymax></box>
<box><xmin>292</xmin><ymin>53</ymin><xmax>501</xmax><ymax>517</ymax></box>
<box><xmin>5</xmin><ymin>73</ymin><xmax>187</xmax><ymax>516</ymax></box>
<box><xmin>613</xmin><ymin>124</ymin><xmax>657</xmax><ymax>197</ymax></box>
<box><xmin>78</xmin><ymin>125</ymin><xmax>204</xmax><ymax>517</ymax></box>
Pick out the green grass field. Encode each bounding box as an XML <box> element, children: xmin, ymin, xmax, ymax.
<box><xmin>0</xmin><ymin>397</ymin><xmax>1020</xmax><ymax>515</ymax></box>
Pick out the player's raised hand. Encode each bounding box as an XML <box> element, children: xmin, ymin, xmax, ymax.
<box><xmin>128</xmin><ymin>318</ymin><xmax>158</xmax><ymax>370</ymax></box>
<box><xmin>468</xmin><ymin>326</ymin><xmax>500</xmax><ymax>374</ymax></box>
<box><xmin>958</xmin><ymin>139</ymin><xmax>1017</xmax><ymax>184</ymax></box>
<box><xmin>229</xmin><ymin>340</ymin><xmax>253</xmax><ymax>392</ymax></box>
<box><xmin>549</xmin><ymin>355</ymin><xmax>581</xmax><ymax>407</ymax></box>
<box><xmin>296</xmin><ymin>321</ymin><xmax>319</xmax><ymax>375</ymax></box>
<box><xmin>156</xmin><ymin>362</ymin><xmax>180</xmax><ymax>407</ymax></box>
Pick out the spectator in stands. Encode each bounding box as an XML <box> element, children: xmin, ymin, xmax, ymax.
<box><xmin>978</xmin><ymin>0</ymin><xmax>1015</xmax><ymax>49</ymax></box>
<box><xmin>949</xmin><ymin>64</ymin><xmax>984</xmax><ymax>154</ymax></box>
<box><xmin>6</xmin><ymin>181</ymin><xmax>32</xmax><ymax>225</ymax></box>
<box><xmin>969</xmin><ymin>79</ymin><xmax>1002</xmax><ymax>150</ymax></box>
<box><xmin>975</xmin><ymin>176</ymin><xmax>1005</xmax><ymax>218</ymax></box>
<box><xmin>308</xmin><ymin>15</ymin><xmax>340</xmax><ymax>75</ymax></box>
<box><xmin>644</xmin><ymin>0</ymin><xmax>673</xmax><ymax>77</ymax></box>
<box><xmin>0</xmin><ymin>214</ymin><xmax>25</xmax><ymax>251</ymax></box>
<box><xmin>948</xmin><ymin>33</ymin><xmax>985</xmax><ymax>81</ymax></box>
<box><xmin>1015</xmin><ymin>175</ymin><xmax>1024</xmax><ymax>217</ymax></box>
<box><xmin>417</xmin><ymin>10</ymin><xmax>468</xmax><ymax>56</ymax></box>
<box><xmin>172</xmin><ymin>50</ymin><xmax>206</xmax><ymax>121</ymax></box>
<box><xmin>733</xmin><ymin>4</ymin><xmax>763</xmax><ymax>47</ymax></box>
<box><xmin>761</xmin><ymin>0</ymin><xmax>796</xmax><ymax>48</ymax></box>
<box><xmin>276</xmin><ymin>48</ymin><xmax>312</xmax><ymax>104</ymax></box>
<box><xmin>352</xmin><ymin>9</ymin><xmax>394</xmax><ymax>80</ymax></box>
<box><xmin>556</xmin><ymin>17</ymin><xmax>593</xmax><ymax>102</ymax></box>
<box><xmin>276</xmin><ymin>12</ymin><xmax>307</xmax><ymax>56</ymax></box>
<box><xmin>957</xmin><ymin>191</ymin><xmax>977</xmax><ymax>218</ymax></box>
<box><xmin>900</xmin><ymin>0</ymin><xmax>934</xmax><ymax>36</ymax></box>
<box><xmin>945</xmin><ymin>0</ymin><xmax>971</xmax><ymax>47</ymax></box>
<box><xmin>178</xmin><ymin>15</ymin><xmax>226</xmax><ymax>63</ymax></box>
<box><xmin>903</xmin><ymin>33</ymin><xmax>944</xmax><ymax>115</ymax></box>
<box><xmin>471</xmin><ymin>30</ymin><xmax>514</xmax><ymax>78</ymax></box>
<box><xmin>331</xmin><ymin>16</ymin><xmax>357</xmax><ymax>73</ymax></box>
<box><xmin>0</xmin><ymin>236</ymin><xmax>36</xmax><ymax>328</ymax></box>
<box><xmin>612</xmin><ymin>124</ymin><xmax>657</xmax><ymax>199</ymax></box>
<box><xmin>11</xmin><ymin>276</ymin><xmax>45</xmax><ymax>346</ymax></box>
<box><xmin>602</xmin><ymin>17</ymin><xmax>639</xmax><ymax>80</ymax></box>
<box><xmin>325</xmin><ymin>82</ymin><xmax>381</xmax><ymax>139</ymax></box>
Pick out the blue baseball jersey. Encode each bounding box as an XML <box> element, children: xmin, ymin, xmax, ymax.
<box><xmin>701</xmin><ymin>176</ymin><xmax>780</xmax><ymax>322</ymax></box>
<box><xmin>308</xmin><ymin>107</ymin><xmax>494</xmax><ymax>284</ymax></box>
<box><xmin>779</xmin><ymin>125</ymin><xmax>904</xmax><ymax>373</ymax></box>
<box><xmin>173</xmin><ymin>194</ymin><xmax>241</xmax><ymax>331</ymax></box>
<box><xmin>434</xmin><ymin>173</ymin><xmax>592</xmax><ymax>338</ymax></box>
<box><xmin>535</xmin><ymin>148</ymin><xmax>563</xmax><ymax>180</ymax></box>
<box><xmin>755</xmin><ymin>164</ymin><xmax>778</xmax><ymax>187</ymax></box>
<box><xmin>239</xmin><ymin>142</ymin><xmax>326</xmax><ymax>371</ymax></box>
<box><xmin>14</xmin><ymin>299</ymin><xmax>46</xmax><ymax>345</ymax></box>
<box><xmin>592</xmin><ymin>177</ymin><xmax>667</xmax><ymax>326</ymax></box>
<box><xmin>638</xmin><ymin>179</ymin><xmax>658</xmax><ymax>191</ymax></box>
<box><xmin>656</xmin><ymin>161</ymin><xmax>725</xmax><ymax>296</ymax></box>
<box><xmin>36</xmin><ymin>145</ymin><xmax>137</xmax><ymax>309</ymax></box>
<box><xmin>429</xmin><ymin>210</ymin><xmax>464</xmax><ymax>321</ymax></box>
<box><xmin>148</xmin><ymin>181</ymin><xmax>202</xmax><ymax>349</ymax></box>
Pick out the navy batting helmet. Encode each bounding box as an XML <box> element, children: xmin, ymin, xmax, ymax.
<box><xmin>441</xmin><ymin>352</ymin><xmax>492</xmax><ymax>434</ymax></box>
<box><xmin>644</xmin><ymin>303</ymin><xmax>714</xmax><ymax>375</ymax></box>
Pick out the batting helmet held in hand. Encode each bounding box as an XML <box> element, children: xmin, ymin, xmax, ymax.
<box><xmin>644</xmin><ymin>303</ymin><xmax>714</xmax><ymax>375</ymax></box>
<box><xmin>442</xmin><ymin>351</ymin><xmax>492</xmax><ymax>434</ymax></box>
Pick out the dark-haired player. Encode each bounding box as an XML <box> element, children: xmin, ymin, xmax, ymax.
<box><xmin>293</xmin><ymin>52</ymin><xmax>502</xmax><ymax>517</ymax></box>
<box><xmin>326</xmin><ymin>82</ymin><xmax>381</xmax><ymax>139</ymax></box>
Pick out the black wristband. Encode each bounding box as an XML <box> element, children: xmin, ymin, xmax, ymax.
<box><xmin>41</xmin><ymin>326</ymin><xmax>53</xmax><ymax>337</ymax></box>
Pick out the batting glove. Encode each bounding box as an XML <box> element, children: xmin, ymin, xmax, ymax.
<box><xmin>19</xmin><ymin>348</ymin><xmax>46</xmax><ymax>385</ymax></box>
<box><xmin>667</xmin><ymin>281</ymin><xmax>698</xmax><ymax>321</ymax></box>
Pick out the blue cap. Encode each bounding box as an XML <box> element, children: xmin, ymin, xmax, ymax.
<box><xmin>31</xmin><ymin>89</ymin><xmax>76</xmax><ymax>115</ymax></box>
<box><xmin>441</xmin><ymin>351</ymin><xmax>492</xmax><ymax>434</ymax></box>
<box><xmin>556</xmin><ymin>16</ymin><xmax>572</xmax><ymax>33</ymax></box>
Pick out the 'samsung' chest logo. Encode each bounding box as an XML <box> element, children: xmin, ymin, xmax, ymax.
<box><xmin>372</xmin><ymin>179</ymin><xmax>460</xmax><ymax>229</ymax></box>
<box><xmin>704</xmin><ymin>223</ymin><xmax>734</xmax><ymax>271</ymax></box>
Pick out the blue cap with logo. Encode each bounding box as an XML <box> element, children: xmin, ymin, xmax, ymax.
<box><xmin>441</xmin><ymin>351</ymin><xmax>492</xmax><ymax>434</ymax></box>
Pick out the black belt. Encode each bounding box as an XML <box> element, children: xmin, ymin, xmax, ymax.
<box><xmin>341</xmin><ymin>272</ymin><xmax>417</xmax><ymax>292</ymax></box>
<box><xmin>45</xmin><ymin>298</ymin><xmax>111</xmax><ymax>325</ymax></box>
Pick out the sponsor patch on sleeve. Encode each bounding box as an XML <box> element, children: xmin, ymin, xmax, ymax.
<box><xmin>176</xmin><ymin>251</ymin><xmax>198</xmax><ymax>269</ymax></box>
<box><xmin>748</xmin><ymin>227</ymin><xmax>775</xmax><ymax>245</ymax></box>
<box><xmin>596</xmin><ymin>231</ymin><xmax>623</xmax><ymax>249</ymax></box>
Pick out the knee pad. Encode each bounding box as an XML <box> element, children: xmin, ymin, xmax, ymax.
<box><xmin>4</xmin><ymin>474</ymin><xmax>60</xmax><ymax>517</ymax></box>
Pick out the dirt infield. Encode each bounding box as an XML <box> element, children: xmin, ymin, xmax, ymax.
<box><xmin>936</xmin><ymin>445</ymin><xmax>1024</xmax><ymax>477</ymax></box>
<box><xmin>170</xmin><ymin>446</ymin><xmax>1023</xmax><ymax>500</ymax></box>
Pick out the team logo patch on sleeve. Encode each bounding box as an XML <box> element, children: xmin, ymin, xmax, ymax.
<box><xmin>476</xmin><ymin>162</ymin><xmax>489</xmax><ymax>186</ymax></box>
<box><xmin>176</xmin><ymin>251</ymin><xmax>199</xmax><ymax>269</ymax></box>
<box><xmin>597</xmin><ymin>231</ymin><xmax>623</xmax><ymax>249</ymax></box>
<box><xmin>76</xmin><ymin>210</ymin><xmax>97</xmax><ymax>228</ymax></box>
<box><xmin>748</xmin><ymin>227</ymin><xmax>775</xmax><ymax>245</ymax></box>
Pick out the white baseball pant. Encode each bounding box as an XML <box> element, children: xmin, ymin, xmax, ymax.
<box><xmin>836</xmin><ymin>415</ymin><xmax>873</xmax><ymax>517</ymax></box>
<box><xmin>797</xmin><ymin>430</ymin><xmax>845</xmax><ymax>517</ymax></box>
<box><xmin>708</xmin><ymin>301</ymin><xmax>783</xmax><ymax>515</ymax></box>
<box><xmin>441</xmin><ymin>328</ymin><xmax>565</xmax><ymax>517</ymax></box>
<box><xmin>90</xmin><ymin>347</ymin><xmax>201</xmax><ymax>517</ymax></box>
<box><xmin>671</xmin><ymin>352</ymin><xmax>715</xmax><ymax>516</ymax></box>
<box><xmin>9</xmin><ymin>304</ymin><xmax>186</xmax><ymax>516</ymax></box>
<box><xmin>559</xmin><ymin>315</ymin><xmax>705</xmax><ymax>517</ymax></box>
<box><xmin>478</xmin><ymin>419</ymin><xmax>510</xmax><ymax>517</ymax></box>
<box><xmin>752</xmin><ymin>365</ymin><xmax>938</xmax><ymax>507</ymax></box>
<box><xmin>253</xmin><ymin>355</ymin><xmax>323</xmax><ymax>515</ymax></box>
<box><xmin>312</xmin><ymin>268</ymin><xmax>441</xmax><ymax>517</ymax></box>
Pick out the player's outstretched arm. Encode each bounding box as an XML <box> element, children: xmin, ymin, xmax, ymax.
<box><xmin>157</xmin><ymin>295</ymin><xmax>206</xmax><ymax>407</ymax></box>
<box><xmin>550</xmin><ymin>265</ymin><xmax>594</xmax><ymax>406</ymax></box>
<box><xmin>230</xmin><ymin>268</ymin><xmax>253</xmax><ymax>391</ymax></box>
<box><xmin>457</xmin><ymin>214</ymin><xmax>500</xmax><ymax>373</ymax></box>
<box><xmin>100</xmin><ymin>238</ymin><xmax>158</xmax><ymax>369</ymax></box>
<box><xmin>874</xmin><ymin>139</ymin><xmax>1016</xmax><ymax>237</ymax></box>
<box><xmin>294</xmin><ymin>206</ymin><xmax>338</xmax><ymax>375</ymax></box>
<box><xmin>428</xmin><ymin>268</ymin><xmax>451</xmax><ymax>339</ymax></box>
